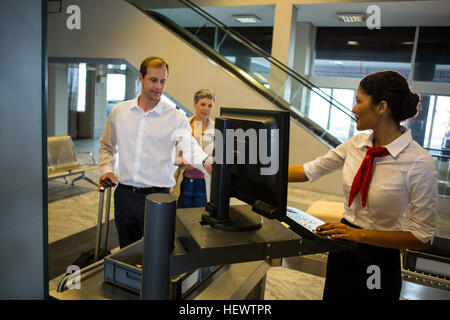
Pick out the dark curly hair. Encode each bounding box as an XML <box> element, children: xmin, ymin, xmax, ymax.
<box><xmin>359</xmin><ymin>71</ymin><xmax>420</xmax><ymax>123</ymax></box>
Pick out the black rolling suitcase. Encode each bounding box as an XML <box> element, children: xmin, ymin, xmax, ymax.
<box><xmin>66</xmin><ymin>186</ymin><xmax>113</xmax><ymax>273</ymax></box>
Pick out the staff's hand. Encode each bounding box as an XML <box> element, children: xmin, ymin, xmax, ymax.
<box><xmin>98</xmin><ymin>172</ymin><xmax>116</xmax><ymax>192</ymax></box>
<box><xmin>316</xmin><ymin>222</ymin><xmax>363</xmax><ymax>243</ymax></box>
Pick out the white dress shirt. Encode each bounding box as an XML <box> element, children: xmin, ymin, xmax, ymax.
<box><xmin>99</xmin><ymin>96</ymin><xmax>208</xmax><ymax>188</ymax></box>
<box><xmin>304</xmin><ymin>127</ymin><xmax>438</xmax><ymax>243</ymax></box>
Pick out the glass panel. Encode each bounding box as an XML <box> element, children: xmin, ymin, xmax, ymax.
<box><xmin>332</xmin><ymin>88</ymin><xmax>354</xmax><ymax>112</ymax></box>
<box><xmin>424</xmin><ymin>95</ymin><xmax>436</xmax><ymax>149</ymax></box>
<box><xmin>249</xmin><ymin>57</ymin><xmax>270</xmax><ymax>86</ymax></box>
<box><xmin>314</xmin><ymin>60</ymin><xmax>411</xmax><ymax>79</ymax></box>
<box><xmin>328</xmin><ymin>89</ymin><xmax>354</xmax><ymax>141</ymax></box>
<box><xmin>308</xmin><ymin>88</ymin><xmax>331</xmax><ymax>129</ymax></box>
<box><xmin>430</xmin><ymin>96</ymin><xmax>450</xmax><ymax>149</ymax></box>
<box><xmin>314</xmin><ymin>27</ymin><xmax>415</xmax><ymax>79</ymax></box>
<box><xmin>414</xmin><ymin>27</ymin><xmax>450</xmax><ymax>83</ymax></box>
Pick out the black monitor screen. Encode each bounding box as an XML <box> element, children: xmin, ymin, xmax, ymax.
<box><xmin>202</xmin><ymin>108</ymin><xmax>290</xmax><ymax>231</ymax></box>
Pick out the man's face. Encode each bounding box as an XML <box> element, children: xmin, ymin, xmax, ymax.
<box><xmin>139</xmin><ymin>66</ymin><xmax>168</xmax><ymax>102</ymax></box>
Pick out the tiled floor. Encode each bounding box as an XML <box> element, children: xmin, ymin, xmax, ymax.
<box><xmin>47</xmin><ymin>138</ymin><xmax>450</xmax><ymax>300</ymax></box>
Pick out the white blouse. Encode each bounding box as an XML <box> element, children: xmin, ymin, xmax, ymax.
<box><xmin>303</xmin><ymin>127</ymin><xmax>438</xmax><ymax>243</ymax></box>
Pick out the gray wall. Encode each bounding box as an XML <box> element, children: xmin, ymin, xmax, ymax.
<box><xmin>0</xmin><ymin>0</ymin><xmax>47</xmax><ymax>299</ymax></box>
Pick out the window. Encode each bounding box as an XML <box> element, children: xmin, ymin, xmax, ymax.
<box><xmin>314</xmin><ymin>60</ymin><xmax>411</xmax><ymax>79</ymax></box>
<box><xmin>414</xmin><ymin>27</ymin><xmax>450</xmax><ymax>83</ymax></box>
<box><xmin>308</xmin><ymin>87</ymin><xmax>356</xmax><ymax>142</ymax></box>
<box><xmin>314</xmin><ymin>27</ymin><xmax>416</xmax><ymax>79</ymax></box>
<box><xmin>309</xmin><ymin>88</ymin><xmax>332</xmax><ymax>129</ymax></box>
<box><xmin>106</xmin><ymin>73</ymin><xmax>126</xmax><ymax>101</ymax></box>
<box><xmin>328</xmin><ymin>89</ymin><xmax>355</xmax><ymax>141</ymax></box>
<box><xmin>76</xmin><ymin>63</ymin><xmax>87</xmax><ymax>112</ymax></box>
<box><xmin>424</xmin><ymin>95</ymin><xmax>450</xmax><ymax>149</ymax></box>
<box><xmin>67</xmin><ymin>63</ymin><xmax>87</xmax><ymax>112</ymax></box>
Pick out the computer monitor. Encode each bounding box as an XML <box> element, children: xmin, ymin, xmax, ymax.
<box><xmin>202</xmin><ymin>108</ymin><xmax>290</xmax><ymax>232</ymax></box>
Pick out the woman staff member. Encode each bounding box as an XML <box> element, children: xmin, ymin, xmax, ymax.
<box><xmin>288</xmin><ymin>71</ymin><xmax>438</xmax><ymax>300</ymax></box>
<box><xmin>173</xmin><ymin>89</ymin><xmax>215</xmax><ymax>208</ymax></box>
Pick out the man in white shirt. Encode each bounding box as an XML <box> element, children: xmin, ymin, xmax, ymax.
<box><xmin>98</xmin><ymin>56</ymin><xmax>211</xmax><ymax>248</ymax></box>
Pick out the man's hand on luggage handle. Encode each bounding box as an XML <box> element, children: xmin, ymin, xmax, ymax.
<box><xmin>98</xmin><ymin>172</ymin><xmax>116</xmax><ymax>192</ymax></box>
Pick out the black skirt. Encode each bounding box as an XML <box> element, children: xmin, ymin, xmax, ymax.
<box><xmin>323</xmin><ymin>219</ymin><xmax>402</xmax><ymax>300</ymax></box>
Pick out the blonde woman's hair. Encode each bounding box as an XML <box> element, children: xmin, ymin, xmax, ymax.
<box><xmin>194</xmin><ymin>88</ymin><xmax>215</xmax><ymax>104</ymax></box>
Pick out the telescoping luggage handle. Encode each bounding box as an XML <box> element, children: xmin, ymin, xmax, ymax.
<box><xmin>56</xmin><ymin>185</ymin><xmax>112</xmax><ymax>293</ymax></box>
<box><xmin>95</xmin><ymin>186</ymin><xmax>112</xmax><ymax>261</ymax></box>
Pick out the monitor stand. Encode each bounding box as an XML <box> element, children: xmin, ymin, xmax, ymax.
<box><xmin>201</xmin><ymin>205</ymin><xmax>263</xmax><ymax>232</ymax></box>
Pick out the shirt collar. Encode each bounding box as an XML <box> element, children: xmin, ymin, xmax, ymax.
<box><xmin>128</xmin><ymin>96</ymin><xmax>139</xmax><ymax>111</ymax></box>
<box><xmin>129</xmin><ymin>94</ymin><xmax>165</xmax><ymax>115</ymax></box>
<box><xmin>357</xmin><ymin>126</ymin><xmax>412</xmax><ymax>158</ymax></box>
<box><xmin>386</xmin><ymin>126</ymin><xmax>412</xmax><ymax>157</ymax></box>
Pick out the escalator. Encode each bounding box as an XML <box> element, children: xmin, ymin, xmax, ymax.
<box><xmin>127</xmin><ymin>0</ymin><xmax>355</xmax><ymax>149</ymax></box>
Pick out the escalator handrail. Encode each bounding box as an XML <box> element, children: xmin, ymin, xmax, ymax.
<box><xmin>179</xmin><ymin>0</ymin><xmax>353</xmax><ymax>117</ymax></box>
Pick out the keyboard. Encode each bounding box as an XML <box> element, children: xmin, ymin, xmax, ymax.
<box><xmin>285</xmin><ymin>206</ymin><xmax>329</xmax><ymax>240</ymax></box>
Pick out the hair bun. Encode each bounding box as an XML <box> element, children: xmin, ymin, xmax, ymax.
<box><xmin>399</xmin><ymin>92</ymin><xmax>420</xmax><ymax>122</ymax></box>
<box><xmin>360</xmin><ymin>71</ymin><xmax>423</xmax><ymax>123</ymax></box>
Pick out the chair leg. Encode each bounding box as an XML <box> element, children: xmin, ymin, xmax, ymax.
<box><xmin>71</xmin><ymin>172</ymin><xmax>98</xmax><ymax>187</ymax></box>
<box><xmin>71</xmin><ymin>173</ymin><xmax>84</xmax><ymax>185</ymax></box>
<box><xmin>83</xmin><ymin>175</ymin><xmax>98</xmax><ymax>187</ymax></box>
<box><xmin>63</xmin><ymin>176</ymin><xmax>69</xmax><ymax>184</ymax></box>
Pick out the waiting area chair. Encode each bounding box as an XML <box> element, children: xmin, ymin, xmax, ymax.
<box><xmin>47</xmin><ymin>135</ymin><xmax>98</xmax><ymax>187</ymax></box>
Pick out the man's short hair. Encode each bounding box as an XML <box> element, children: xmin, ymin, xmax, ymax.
<box><xmin>194</xmin><ymin>88</ymin><xmax>216</xmax><ymax>104</ymax></box>
<box><xmin>140</xmin><ymin>56</ymin><xmax>169</xmax><ymax>78</ymax></box>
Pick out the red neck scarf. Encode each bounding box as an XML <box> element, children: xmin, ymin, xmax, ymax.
<box><xmin>348</xmin><ymin>146</ymin><xmax>390</xmax><ymax>207</ymax></box>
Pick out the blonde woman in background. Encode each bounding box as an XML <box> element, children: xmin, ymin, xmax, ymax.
<box><xmin>172</xmin><ymin>89</ymin><xmax>215</xmax><ymax>208</ymax></box>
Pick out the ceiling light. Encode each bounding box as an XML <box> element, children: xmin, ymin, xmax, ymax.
<box><xmin>347</xmin><ymin>41</ymin><xmax>359</xmax><ymax>46</ymax></box>
<box><xmin>337</xmin><ymin>13</ymin><xmax>365</xmax><ymax>23</ymax></box>
<box><xmin>233</xmin><ymin>15</ymin><xmax>261</xmax><ymax>24</ymax></box>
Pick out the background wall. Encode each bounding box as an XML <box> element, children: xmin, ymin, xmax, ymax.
<box><xmin>0</xmin><ymin>0</ymin><xmax>47</xmax><ymax>299</ymax></box>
